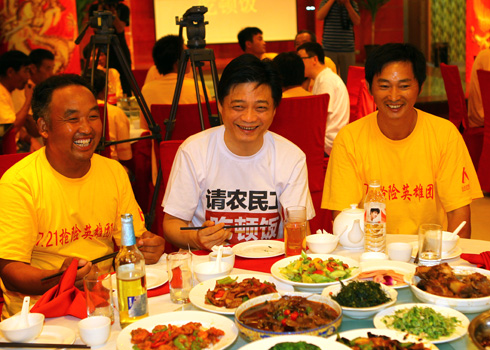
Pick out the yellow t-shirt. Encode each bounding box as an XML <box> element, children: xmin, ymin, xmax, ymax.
<box><xmin>0</xmin><ymin>149</ymin><xmax>146</xmax><ymax>318</ymax></box>
<box><xmin>322</xmin><ymin>109</ymin><xmax>482</xmax><ymax>235</ymax></box>
<box><xmin>0</xmin><ymin>83</ymin><xmax>16</xmax><ymax>124</ymax></box>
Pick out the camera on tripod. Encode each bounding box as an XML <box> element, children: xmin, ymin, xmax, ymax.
<box><xmin>176</xmin><ymin>6</ymin><xmax>208</xmax><ymax>49</ymax></box>
<box><xmin>88</xmin><ymin>10</ymin><xmax>115</xmax><ymax>34</ymax></box>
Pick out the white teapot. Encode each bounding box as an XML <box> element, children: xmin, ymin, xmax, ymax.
<box><xmin>333</xmin><ymin>204</ymin><xmax>365</xmax><ymax>249</ymax></box>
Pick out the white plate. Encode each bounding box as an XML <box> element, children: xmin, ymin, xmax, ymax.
<box><xmin>112</xmin><ymin>267</ymin><xmax>168</xmax><ymax>291</ymax></box>
<box><xmin>0</xmin><ymin>326</ymin><xmax>76</xmax><ymax>350</ymax></box>
<box><xmin>327</xmin><ymin>328</ymin><xmax>439</xmax><ymax>349</ymax></box>
<box><xmin>189</xmin><ymin>274</ymin><xmax>294</xmax><ymax>315</ymax></box>
<box><xmin>373</xmin><ymin>303</ymin><xmax>469</xmax><ymax>344</ymax></box>
<box><xmin>237</xmin><ymin>334</ymin><xmax>350</xmax><ymax>350</ymax></box>
<box><xmin>270</xmin><ymin>254</ymin><xmax>360</xmax><ymax>293</ymax></box>
<box><xmin>358</xmin><ymin>260</ymin><xmax>416</xmax><ymax>289</ymax></box>
<box><xmin>116</xmin><ymin>310</ymin><xmax>238</xmax><ymax>350</ymax></box>
<box><xmin>411</xmin><ymin>243</ymin><xmax>463</xmax><ymax>261</ymax></box>
<box><xmin>232</xmin><ymin>240</ymin><xmax>284</xmax><ymax>258</ymax></box>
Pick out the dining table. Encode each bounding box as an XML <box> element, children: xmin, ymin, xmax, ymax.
<box><xmin>42</xmin><ymin>234</ymin><xmax>489</xmax><ymax>350</ymax></box>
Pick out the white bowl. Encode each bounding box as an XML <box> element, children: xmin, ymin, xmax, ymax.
<box><xmin>209</xmin><ymin>251</ymin><xmax>235</xmax><ymax>267</ymax></box>
<box><xmin>322</xmin><ymin>282</ymin><xmax>397</xmax><ymax>319</ymax></box>
<box><xmin>360</xmin><ymin>252</ymin><xmax>388</xmax><ymax>262</ymax></box>
<box><xmin>410</xmin><ymin>266</ymin><xmax>490</xmax><ymax>313</ymax></box>
<box><xmin>194</xmin><ymin>261</ymin><xmax>233</xmax><ymax>282</ymax></box>
<box><xmin>0</xmin><ymin>313</ymin><xmax>44</xmax><ymax>342</ymax></box>
<box><xmin>306</xmin><ymin>234</ymin><xmax>339</xmax><ymax>254</ymax></box>
<box><xmin>78</xmin><ymin>316</ymin><xmax>111</xmax><ymax>347</ymax></box>
<box><xmin>442</xmin><ymin>231</ymin><xmax>459</xmax><ymax>253</ymax></box>
<box><xmin>387</xmin><ymin>242</ymin><xmax>413</xmax><ymax>262</ymax></box>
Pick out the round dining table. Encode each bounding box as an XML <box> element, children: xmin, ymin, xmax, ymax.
<box><xmin>43</xmin><ymin>234</ymin><xmax>488</xmax><ymax>350</ymax></box>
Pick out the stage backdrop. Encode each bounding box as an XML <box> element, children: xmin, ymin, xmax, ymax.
<box><xmin>0</xmin><ymin>0</ymin><xmax>80</xmax><ymax>74</ymax></box>
<box><xmin>153</xmin><ymin>0</ymin><xmax>297</xmax><ymax>44</ymax></box>
<box><xmin>466</xmin><ymin>0</ymin><xmax>490</xmax><ymax>84</ymax></box>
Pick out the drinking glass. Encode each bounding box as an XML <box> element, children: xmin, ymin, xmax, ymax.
<box><xmin>418</xmin><ymin>223</ymin><xmax>443</xmax><ymax>266</ymax></box>
<box><xmin>284</xmin><ymin>206</ymin><xmax>307</xmax><ymax>257</ymax></box>
<box><xmin>167</xmin><ymin>251</ymin><xmax>192</xmax><ymax>304</ymax></box>
<box><xmin>83</xmin><ymin>272</ymin><xmax>114</xmax><ymax>324</ymax></box>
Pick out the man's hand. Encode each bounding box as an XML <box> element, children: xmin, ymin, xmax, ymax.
<box><xmin>196</xmin><ymin>221</ymin><xmax>230</xmax><ymax>250</ymax></box>
<box><xmin>60</xmin><ymin>257</ymin><xmax>92</xmax><ymax>290</ymax></box>
<box><xmin>137</xmin><ymin>231</ymin><xmax>165</xmax><ymax>264</ymax></box>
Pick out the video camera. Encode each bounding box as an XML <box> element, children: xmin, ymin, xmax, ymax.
<box><xmin>176</xmin><ymin>6</ymin><xmax>208</xmax><ymax>49</ymax></box>
<box><xmin>88</xmin><ymin>10</ymin><xmax>115</xmax><ymax>34</ymax></box>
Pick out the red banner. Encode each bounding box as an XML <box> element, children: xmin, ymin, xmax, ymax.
<box><xmin>0</xmin><ymin>0</ymin><xmax>80</xmax><ymax>74</ymax></box>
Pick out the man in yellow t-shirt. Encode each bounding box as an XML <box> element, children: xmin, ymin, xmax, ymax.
<box><xmin>322</xmin><ymin>43</ymin><xmax>482</xmax><ymax>239</ymax></box>
<box><xmin>0</xmin><ymin>74</ymin><xmax>165</xmax><ymax>319</ymax></box>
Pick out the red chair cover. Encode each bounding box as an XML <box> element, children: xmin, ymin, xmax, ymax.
<box><xmin>346</xmin><ymin>66</ymin><xmax>366</xmax><ymax>123</ymax></box>
<box><xmin>269</xmin><ymin>94</ymin><xmax>332</xmax><ymax>233</ymax></box>
<box><xmin>355</xmin><ymin>79</ymin><xmax>376</xmax><ymax>121</ymax></box>
<box><xmin>477</xmin><ymin>69</ymin><xmax>490</xmax><ymax>192</ymax></box>
<box><xmin>131</xmin><ymin>69</ymin><xmax>148</xmax><ymax>90</ymax></box>
<box><xmin>1</xmin><ymin>127</ymin><xmax>17</xmax><ymax>154</ymax></box>
<box><xmin>440</xmin><ymin>63</ymin><xmax>483</xmax><ymax>170</ymax></box>
<box><xmin>131</xmin><ymin>131</ymin><xmax>152</xmax><ymax>213</ymax></box>
<box><xmin>0</xmin><ymin>152</ymin><xmax>30</xmax><ymax>178</ymax></box>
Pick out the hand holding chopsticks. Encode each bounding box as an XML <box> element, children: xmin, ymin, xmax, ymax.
<box><xmin>180</xmin><ymin>224</ymin><xmax>270</xmax><ymax>231</ymax></box>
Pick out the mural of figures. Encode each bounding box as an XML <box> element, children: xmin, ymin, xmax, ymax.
<box><xmin>466</xmin><ymin>0</ymin><xmax>490</xmax><ymax>84</ymax></box>
<box><xmin>0</xmin><ymin>0</ymin><xmax>80</xmax><ymax>73</ymax></box>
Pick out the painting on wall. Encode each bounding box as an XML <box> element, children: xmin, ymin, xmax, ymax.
<box><xmin>0</xmin><ymin>0</ymin><xmax>81</xmax><ymax>73</ymax></box>
<box><xmin>466</xmin><ymin>0</ymin><xmax>490</xmax><ymax>84</ymax></box>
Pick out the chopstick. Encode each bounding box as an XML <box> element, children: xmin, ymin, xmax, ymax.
<box><xmin>0</xmin><ymin>343</ymin><xmax>90</xmax><ymax>348</ymax></box>
<box><xmin>40</xmin><ymin>251</ymin><xmax>119</xmax><ymax>282</ymax></box>
<box><xmin>180</xmin><ymin>224</ymin><xmax>270</xmax><ymax>231</ymax></box>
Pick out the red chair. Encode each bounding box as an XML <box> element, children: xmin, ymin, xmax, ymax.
<box><xmin>355</xmin><ymin>79</ymin><xmax>376</xmax><ymax>121</ymax></box>
<box><xmin>131</xmin><ymin>69</ymin><xmax>148</xmax><ymax>90</ymax></box>
<box><xmin>440</xmin><ymin>63</ymin><xmax>484</xmax><ymax>170</ymax></box>
<box><xmin>477</xmin><ymin>69</ymin><xmax>490</xmax><ymax>192</ymax></box>
<box><xmin>346</xmin><ymin>66</ymin><xmax>366</xmax><ymax>123</ymax></box>
<box><xmin>0</xmin><ymin>152</ymin><xmax>30</xmax><ymax>178</ymax></box>
<box><xmin>269</xmin><ymin>94</ymin><xmax>332</xmax><ymax>234</ymax></box>
<box><xmin>1</xmin><ymin>126</ymin><xmax>18</xmax><ymax>154</ymax></box>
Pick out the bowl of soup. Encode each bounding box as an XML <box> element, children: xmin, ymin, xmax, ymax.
<box><xmin>234</xmin><ymin>292</ymin><xmax>342</xmax><ymax>342</ymax></box>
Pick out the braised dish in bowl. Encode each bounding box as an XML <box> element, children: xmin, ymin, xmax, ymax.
<box><xmin>410</xmin><ymin>263</ymin><xmax>490</xmax><ymax>313</ymax></box>
<box><xmin>234</xmin><ymin>292</ymin><xmax>342</xmax><ymax>342</ymax></box>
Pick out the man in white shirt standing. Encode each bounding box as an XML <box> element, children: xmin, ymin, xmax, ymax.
<box><xmin>297</xmin><ymin>42</ymin><xmax>349</xmax><ymax>155</ymax></box>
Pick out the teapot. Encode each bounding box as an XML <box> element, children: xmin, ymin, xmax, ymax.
<box><xmin>333</xmin><ymin>204</ymin><xmax>365</xmax><ymax>249</ymax></box>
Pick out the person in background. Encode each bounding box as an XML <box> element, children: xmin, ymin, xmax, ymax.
<box><xmin>162</xmin><ymin>54</ymin><xmax>314</xmax><ymax>250</ymax></box>
<box><xmin>297</xmin><ymin>42</ymin><xmax>349</xmax><ymax>155</ymax></box>
<box><xmin>0</xmin><ymin>74</ymin><xmax>165</xmax><ymax>319</ymax></box>
<box><xmin>89</xmin><ymin>0</ymin><xmax>132</xmax><ymax>96</ymax></box>
<box><xmin>140</xmin><ymin>34</ymin><xmax>205</xmax><ymax>131</ymax></box>
<box><xmin>294</xmin><ymin>29</ymin><xmax>337</xmax><ymax>76</ymax></box>
<box><xmin>317</xmin><ymin>0</ymin><xmax>360</xmax><ymax>83</ymax></box>
<box><xmin>88</xmin><ymin>69</ymin><xmax>132</xmax><ymax>169</ymax></box>
<box><xmin>272</xmin><ymin>52</ymin><xmax>311</xmax><ymax>98</ymax></box>
<box><xmin>237</xmin><ymin>27</ymin><xmax>277</xmax><ymax>60</ymax></box>
<box><xmin>0</xmin><ymin>51</ymin><xmax>34</xmax><ymax>144</ymax></box>
<box><xmin>322</xmin><ymin>43</ymin><xmax>482</xmax><ymax>239</ymax></box>
<box><xmin>468</xmin><ymin>48</ymin><xmax>490</xmax><ymax>128</ymax></box>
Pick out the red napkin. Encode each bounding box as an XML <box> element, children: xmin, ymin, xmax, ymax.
<box><xmin>31</xmin><ymin>259</ymin><xmax>87</xmax><ymax>319</ymax></box>
<box><xmin>461</xmin><ymin>252</ymin><xmax>490</xmax><ymax>269</ymax></box>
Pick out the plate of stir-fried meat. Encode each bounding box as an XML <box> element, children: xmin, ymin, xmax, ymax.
<box><xmin>189</xmin><ymin>274</ymin><xmax>294</xmax><ymax>315</ymax></box>
<box><xmin>329</xmin><ymin>329</ymin><xmax>438</xmax><ymax>349</ymax></box>
<box><xmin>410</xmin><ymin>263</ymin><xmax>490</xmax><ymax>313</ymax></box>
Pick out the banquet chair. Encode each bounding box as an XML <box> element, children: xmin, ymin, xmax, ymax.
<box><xmin>477</xmin><ymin>69</ymin><xmax>490</xmax><ymax>192</ymax></box>
<box><xmin>346</xmin><ymin>66</ymin><xmax>366</xmax><ymax>123</ymax></box>
<box><xmin>1</xmin><ymin>126</ymin><xmax>17</xmax><ymax>154</ymax></box>
<box><xmin>440</xmin><ymin>63</ymin><xmax>484</xmax><ymax>170</ymax></box>
<box><xmin>269</xmin><ymin>94</ymin><xmax>332</xmax><ymax>233</ymax></box>
<box><xmin>131</xmin><ymin>69</ymin><xmax>148</xmax><ymax>90</ymax></box>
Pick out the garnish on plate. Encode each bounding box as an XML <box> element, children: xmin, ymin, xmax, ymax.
<box><xmin>357</xmin><ymin>269</ymin><xmax>406</xmax><ymax>287</ymax></box>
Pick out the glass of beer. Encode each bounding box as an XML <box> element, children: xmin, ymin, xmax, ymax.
<box><xmin>284</xmin><ymin>206</ymin><xmax>307</xmax><ymax>257</ymax></box>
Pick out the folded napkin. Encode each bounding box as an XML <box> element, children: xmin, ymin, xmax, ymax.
<box><xmin>461</xmin><ymin>251</ymin><xmax>490</xmax><ymax>269</ymax></box>
<box><xmin>31</xmin><ymin>259</ymin><xmax>87</xmax><ymax>319</ymax></box>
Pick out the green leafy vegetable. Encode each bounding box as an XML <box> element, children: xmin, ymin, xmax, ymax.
<box><xmin>268</xmin><ymin>341</ymin><xmax>321</xmax><ymax>350</ymax></box>
<box><xmin>331</xmin><ymin>281</ymin><xmax>391</xmax><ymax>307</ymax></box>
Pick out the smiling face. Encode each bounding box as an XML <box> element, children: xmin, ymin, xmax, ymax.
<box><xmin>371</xmin><ymin>61</ymin><xmax>420</xmax><ymax>125</ymax></box>
<box><xmin>219</xmin><ymin>82</ymin><xmax>276</xmax><ymax>156</ymax></box>
<box><xmin>39</xmin><ymin>85</ymin><xmax>102</xmax><ymax>178</ymax></box>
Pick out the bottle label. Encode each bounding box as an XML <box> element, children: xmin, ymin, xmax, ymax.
<box><xmin>127</xmin><ymin>294</ymin><xmax>148</xmax><ymax>317</ymax></box>
<box><xmin>364</xmin><ymin>202</ymin><xmax>386</xmax><ymax>223</ymax></box>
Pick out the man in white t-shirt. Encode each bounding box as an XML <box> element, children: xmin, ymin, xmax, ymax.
<box><xmin>162</xmin><ymin>54</ymin><xmax>315</xmax><ymax>250</ymax></box>
<box><xmin>297</xmin><ymin>42</ymin><xmax>349</xmax><ymax>155</ymax></box>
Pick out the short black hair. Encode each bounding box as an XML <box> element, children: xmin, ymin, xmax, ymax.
<box><xmin>83</xmin><ymin>69</ymin><xmax>106</xmax><ymax>95</ymax></box>
<box><xmin>370</xmin><ymin>208</ymin><xmax>380</xmax><ymax>214</ymax></box>
<box><xmin>218</xmin><ymin>54</ymin><xmax>282</xmax><ymax>108</ymax></box>
<box><xmin>152</xmin><ymin>35</ymin><xmax>183</xmax><ymax>75</ymax></box>
<box><xmin>272</xmin><ymin>52</ymin><xmax>305</xmax><ymax>88</ymax></box>
<box><xmin>296</xmin><ymin>42</ymin><xmax>325</xmax><ymax>64</ymax></box>
<box><xmin>365</xmin><ymin>43</ymin><xmax>427</xmax><ymax>92</ymax></box>
<box><xmin>0</xmin><ymin>50</ymin><xmax>31</xmax><ymax>76</ymax></box>
<box><xmin>296</xmin><ymin>30</ymin><xmax>317</xmax><ymax>43</ymax></box>
<box><xmin>29</xmin><ymin>49</ymin><xmax>55</xmax><ymax>68</ymax></box>
<box><xmin>32</xmin><ymin>74</ymin><xmax>96</xmax><ymax>123</ymax></box>
<box><xmin>237</xmin><ymin>27</ymin><xmax>262</xmax><ymax>51</ymax></box>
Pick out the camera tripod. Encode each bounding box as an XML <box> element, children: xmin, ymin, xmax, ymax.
<box><xmin>76</xmin><ymin>11</ymin><xmax>162</xmax><ymax>230</ymax></box>
<box><xmin>165</xmin><ymin>6</ymin><xmax>221</xmax><ymax>141</ymax></box>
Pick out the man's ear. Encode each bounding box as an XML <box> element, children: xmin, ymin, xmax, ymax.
<box><xmin>6</xmin><ymin>67</ymin><xmax>15</xmax><ymax>78</ymax></box>
<box><xmin>245</xmin><ymin>40</ymin><xmax>253</xmax><ymax>50</ymax></box>
<box><xmin>37</xmin><ymin>118</ymin><xmax>49</xmax><ymax>139</ymax></box>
